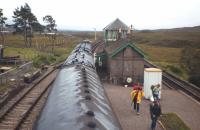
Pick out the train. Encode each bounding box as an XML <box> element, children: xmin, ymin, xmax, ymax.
<box><xmin>34</xmin><ymin>40</ymin><xmax>121</xmax><ymax>130</ymax></box>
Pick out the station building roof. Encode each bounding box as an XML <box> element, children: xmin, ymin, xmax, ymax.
<box><xmin>103</xmin><ymin>18</ymin><xmax>129</xmax><ymax>31</ymax></box>
<box><xmin>111</xmin><ymin>43</ymin><xmax>145</xmax><ymax>58</ymax></box>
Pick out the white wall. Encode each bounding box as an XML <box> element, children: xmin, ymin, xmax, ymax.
<box><xmin>144</xmin><ymin>68</ymin><xmax>162</xmax><ymax>99</ymax></box>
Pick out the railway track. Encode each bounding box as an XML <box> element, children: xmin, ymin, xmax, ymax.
<box><xmin>0</xmin><ymin>67</ymin><xmax>58</xmax><ymax>130</ymax></box>
<box><xmin>145</xmin><ymin>60</ymin><xmax>200</xmax><ymax>102</ymax></box>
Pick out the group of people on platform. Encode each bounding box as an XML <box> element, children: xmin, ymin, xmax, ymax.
<box><xmin>130</xmin><ymin>82</ymin><xmax>161</xmax><ymax>130</ymax></box>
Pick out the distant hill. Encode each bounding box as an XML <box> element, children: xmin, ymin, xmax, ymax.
<box><xmin>133</xmin><ymin>26</ymin><xmax>200</xmax><ymax>48</ymax></box>
<box><xmin>153</xmin><ymin>26</ymin><xmax>200</xmax><ymax>32</ymax></box>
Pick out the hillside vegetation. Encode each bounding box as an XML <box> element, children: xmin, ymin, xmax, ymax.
<box><xmin>133</xmin><ymin>26</ymin><xmax>200</xmax><ymax>48</ymax></box>
<box><xmin>133</xmin><ymin>26</ymin><xmax>200</xmax><ymax>86</ymax></box>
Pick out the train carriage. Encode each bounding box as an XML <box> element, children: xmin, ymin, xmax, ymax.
<box><xmin>34</xmin><ymin>41</ymin><xmax>121</xmax><ymax>130</ymax></box>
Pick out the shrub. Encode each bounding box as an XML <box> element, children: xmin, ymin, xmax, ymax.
<box><xmin>33</xmin><ymin>55</ymin><xmax>46</xmax><ymax>67</ymax></box>
<box><xmin>47</xmin><ymin>54</ymin><xmax>56</xmax><ymax>63</ymax></box>
<box><xmin>166</xmin><ymin>65</ymin><xmax>183</xmax><ymax>76</ymax></box>
<box><xmin>33</xmin><ymin>54</ymin><xmax>56</xmax><ymax>67</ymax></box>
<box><xmin>53</xmin><ymin>50</ymin><xmax>63</xmax><ymax>57</ymax></box>
<box><xmin>189</xmin><ymin>75</ymin><xmax>200</xmax><ymax>87</ymax></box>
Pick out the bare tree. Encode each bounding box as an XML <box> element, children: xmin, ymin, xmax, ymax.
<box><xmin>0</xmin><ymin>8</ymin><xmax>7</xmax><ymax>45</ymax></box>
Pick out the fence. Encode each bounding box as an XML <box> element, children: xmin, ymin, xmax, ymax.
<box><xmin>0</xmin><ymin>61</ymin><xmax>33</xmax><ymax>85</ymax></box>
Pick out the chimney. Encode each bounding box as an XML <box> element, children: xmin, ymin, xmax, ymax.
<box><xmin>118</xmin><ymin>28</ymin><xmax>122</xmax><ymax>40</ymax></box>
<box><xmin>127</xmin><ymin>25</ymin><xmax>133</xmax><ymax>42</ymax></box>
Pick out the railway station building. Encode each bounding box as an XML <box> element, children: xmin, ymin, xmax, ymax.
<box><xmin>94</xmin><ymin>18</ymin><xmax>145</xmax><ymax>85</ymax></box>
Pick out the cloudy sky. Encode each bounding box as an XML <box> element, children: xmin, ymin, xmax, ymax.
<box><xmin>1</xmin><ymin>0</ymin><xmax>200</xmax><ymax>30</ymax></box>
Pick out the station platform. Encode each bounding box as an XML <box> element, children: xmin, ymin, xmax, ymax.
<box><xmin>103</xmin><ymin>83</ymin><xmax>200</xmax><ymax>130</ymax></box>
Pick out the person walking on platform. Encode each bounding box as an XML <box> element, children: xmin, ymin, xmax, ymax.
<box><xmin>150</xmin><ymin>100</ymin><xmax>162</xmax><ymax>130</ymax></box>
<box><xmin>151</xmin><ymin>84</ymin><xmax>161</xmax><ymax>100</ymax></box>
<box><xmin>130</xmin><ymin>87</ymin><xmax>144</xmax><ymax>115</ymax></box>
<box><xmin>133</xmin><ymin>82</ymin><xmax>142</xmax><ymax>90</ymax></box>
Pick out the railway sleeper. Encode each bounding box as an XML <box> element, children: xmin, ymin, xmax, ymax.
<box><xmin>1</xmin><ymin>119</ymin><xmax>18</xmax><ymax>123</ymax></box>
<box><xmin>21</xmin><ymin>124</ymin><xmax>32</xmax><ymax>129</ymax></box>
<box><xmin>19</xmin><ymin>98</ymin><xmax>43</xmax><ymax>107</ymax></box>
<box><xmin>20</xmin><ymin>99</ymin><xmax>35</xmax><ymax>104</ymax></box>
<box><xmin>8</xmin><ymin>110</ymin><xmax>27</xmax><ymax>117</ymax></box>
<box><xmin>3</xmin><ymin>116</ymin><xmax>21</xmax><ymax>121</ymax></box>
<box><xmin>2</xmin><ymin>116</ymin><xmax>17</xmax><ymax>120</ymax></box>
<box><xmin>22</xmin><ymin>119</ymin><xmax>33</xmax><ymax>124</ymax></box>
<box><xmin>23</xmin><ymin>96</ymin><xmax>36</xmax><ymax>99</ymax></box>
<box><xmin>0</xmin><ymin>121</ymin><xmax>18</xmax><ymax>126</ymax></box>
<box><xmin>15</xmin><ymin>104</ymin><xmax>31</xmax><ymax>109</ymax></box>
<box><xmin>0</xmin><ymin>125</ymin><xmax>14</xmax><ymax>130</ymax></box>
<box><xmin>10</xmin><ymin>109</ymin><xmax>29</xmax><ymax>114</ymax></box>
<box><xmin>5</xmin><ymin>113</ymin><xmax>23</xmax><ymax>118</ymax></box>
<box><xmin>27</xmin><ymin>92</ymin><xmax>44</xmax><ymax>97</ymax></box>
<box><xmin>17</xmin><ymin>101</ymin><xmax>32</xmax><ymax>104</ymax></box>
<box><xmin>21</xmin><ymin>125</ymin><xmax>33</xmax><ymax>130</ymax></box>
<box><xmin>0</xmin><ymin>124</ymin><xmax>10</xmax><ymax>126</ymax></box>
<box><xmin>24</xmin><ymin>100</ymin><xmax>34</xmax><ymax>105</ymax></box>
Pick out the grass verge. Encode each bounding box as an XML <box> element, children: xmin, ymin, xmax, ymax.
<box><xmin>159</xmin><ymin>113</ymin><xmax>191</xmax><ymax>130</ymax></box>
<box><xmin>0</xmin><ymin>84</ymin><xmax>10</xmax><ymax>95</ymax></box>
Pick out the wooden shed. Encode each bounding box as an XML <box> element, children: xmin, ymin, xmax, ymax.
<box><xmin>106</xmin><ymin>42</ymin><xmax>144</xmax><ymax>84</ymax></box>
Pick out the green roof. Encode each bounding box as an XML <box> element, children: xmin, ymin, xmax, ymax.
<box><xmin>110</xmin><ymin>43</ymin><xmax>145</xmax><ymax>58</ymax></box>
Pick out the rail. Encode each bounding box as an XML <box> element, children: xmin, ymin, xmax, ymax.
<box><xmin>15</xmin><ymin>79</ymin><xmax>55</xmax><ymax>130</ymax></box>
<box><xmin>0</xmin><ymin>65</ymin><xmax>57</xmax><ymax>130</ymax></box>
<box><xmin>144</xmin><ymin>60</ymin><xmax>200</xmax><ymax>102</ymax></box>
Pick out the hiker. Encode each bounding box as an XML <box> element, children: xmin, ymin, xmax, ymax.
<box><xmin>133</xmin><ymin>82</ymin><xmax>141</xmax><ymax>90</ymax></box>
<box><xmin>151</xmin><ymin>84</ymin><xmax>161</xmax><ymax>100</ymax></box>
<box><xmin>130</xmin><ymin>87</ymin><xmax>144</xmax><ymax>115</ymax></box>
<box><xmin>150</xmin><ymin>100</ymin><xmax>162</xmax><ymax>130</ymax></box>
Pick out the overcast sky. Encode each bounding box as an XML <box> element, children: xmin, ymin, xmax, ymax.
<box><xmin>1</xmin><ymin>0</ymin><xmax>200</xmax><ymax>30</ymax></box>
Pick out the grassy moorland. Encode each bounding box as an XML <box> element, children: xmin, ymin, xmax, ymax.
<box><xmin>1</xmin><ymin>32</ymin><xmax>95</xmax><ymax>67</ymax></box>
<box><xmin>0</xmin><ymin>32</ymin><xmax>96</xmax><ymax>94</ymax></box>
<box><xmin>136</xmin><ymin>44</ymin><xmax>187</xmax><ymax>76</ymax></box>
<box><xmin>133</xmin><ymin>26</ymin><xmax>200</xmax><ymax>48</ymax></box>
<box><xmin>132</xmin><ymin>26</ymin><xmax>200</xmax><ymax>81</ymax></box>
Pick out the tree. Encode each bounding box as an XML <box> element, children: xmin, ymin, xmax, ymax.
<box><xmin>180</xmin><ymin>47</ymin><xmax>200</xmax><ymax>86</ymax></box>
<box><xmin>43</xmin><ymin>15</ymin><xmax>57</xmax><ymax>53</ymax></box>
<box><xmin>43</xmin><ymin>15</ymin><xmax>56</xmax><ymax>32</ymax></box>
<box><xmin>13</xmin><ymin>3</ymin><xmax>38</xmax><ymax>47</ymax></box>
<box><xmin>32</xmin><ymin>22</ymin><xmax>45</xmax><ymax>33</ymax></box>
<box><xmin>0</xmin><ymin>8</ymin><xmax>7</xmax><ymax>45</ymax></box>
